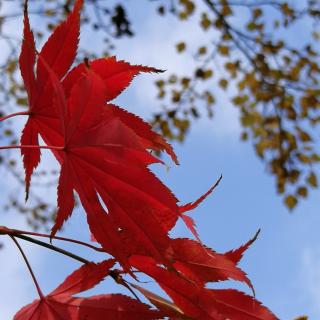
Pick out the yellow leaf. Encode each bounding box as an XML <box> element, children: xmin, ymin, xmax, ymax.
<box><xmin>203</xmin><ymin>69</ymin><xmax>213</xmax><ymax>79</ymax></box>
<box><xmin>307</xmin><ymin>172</ymin><xmax>318</xmax><ymax>188</ymax></box>
<box><xmin>218</xmin><ymin>45</ymin><xmax>229</xmax><ymax>56</ymax></box>
<box><xmin>204</xmin><ymin>91</ymin><xmax>215</xmax><ymax>105</ymax></box>
<box><xmin>219</xmin><ymin>78</ymin><xmax>228</xmax><ymax>89</ymax></box>
<box><xmin>297</xmin><ymin>129</ymin><xmax>312</xmax><ymax>142</ymax></box>
<box><xmin>176</xmin><ymin>42</ymin><xmax>186</xmax><ymax>53</ymax></box>
<box><xmin>155</xmin><ymin>80</ymin><xmax>165</xmax><ymax>88</ymax></box>
<box><xmin>181</xmin><ymin>77</ymin><xmax>190</xmax><ymax>88</ymax></box>
<box><xmin>198</xmin><ymin>46</ymin><xmax>207</xmax><ymax>55</ymax></box>
<box><xmin>6</xmin><ymin>60</ymin><xmax>17</xmax><ymax>73</ymax></box>
<box><xmin>253</xmin><ymin>8</ymin><xmax>262</xmax><ymax>19</ymax></box>
<box><xmin>297</xmin><ymin>187</ymin><xmax>308</xmax><ymax>198</ymax></box>
<box><xmin>16</xmin><ymin>97</ymin><xmax>28</xmax><ymax>106</ymax></box>
<box><xmin>221</xmin><ymin>5</ymin><xmax>232</xmax><ymax>16</ymax></box>
<box><xmin>200</xmin><ymin>13</ymin><xmax>211</xmax><ymax>30</ymax></box>
<box><xmin>284</xmin><ymin>195</ymin><xmax>298</xmax><ymax>210</ymax></box>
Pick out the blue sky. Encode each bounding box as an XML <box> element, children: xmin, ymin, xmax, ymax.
<box><xmin>0</xmin><ymin>1</ymin><xmax>320</xmax><ymax>319</ymax></box>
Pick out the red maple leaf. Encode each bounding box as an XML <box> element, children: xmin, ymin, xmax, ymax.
<box><xmin>20</xmin><ymin>0</ymin><xmax>178</xmax><ymax>199</ymax></box>
<box><xmin>130</xmin><ymin>255</ymin><xmax>224</xmax><ymax>320</ymax></box>
<box><xmin>39</xmin><ymin>64</ymin><xmax>179</xmax><ymax>270</ymax></box>
<box><xmin>14</xmin><ymin>259</ymin><xmax>160</xmax><ymax>320</ymax></box>
<box><xmin>130</xmin><ymin>255</ymin><xmax>277</xmax><ymax>320</ymax></box>
<box><xmin>19</xmin><ymin>1</ymin><xmax>184</xmax><ymax>268</ymax></box>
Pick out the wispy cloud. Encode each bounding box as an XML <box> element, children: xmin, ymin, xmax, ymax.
<box><xmin>112</xmin><ymin>6</ymin><xmax>241</xmax><ymax>140</ymax></box>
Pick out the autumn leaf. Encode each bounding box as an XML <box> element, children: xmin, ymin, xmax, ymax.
<box><xmin>46</xmin><ymin>68</ymin><xmax>179</xmax><ymax>270</ymax></box>
<box><xmin>19</xmin><ymin>1</ymin><xmax>182</xmax><ymax>269</ymax></box>
<box><xmin>20</xmin><ymin>0</ymin><xmax>179</xmax><ymax>224</ymax></box>
<box><xmin>130</xmin><ymin>255</ymin><xmax>223</xmax><ymax>320</ymax></box>
<box><xmin>130</xmin><ymin>255</ymin><xmax>277</xmax><ymax>320</ymax></box>
<box><xmin>14</xmin><ymin>260</ymin><xmax>160</xmax><ymax>320</ymax></box>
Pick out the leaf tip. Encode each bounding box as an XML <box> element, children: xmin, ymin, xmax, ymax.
<box><xmin>24</xmin><ymin>186</ymin><xmax>29</xmax><ymax>202</ymax></box>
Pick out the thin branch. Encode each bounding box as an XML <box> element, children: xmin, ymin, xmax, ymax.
<box><xmin>10</xmin><ymin>235</ymin><xmax>44</xmax><ymax>299</ymax></box>
<box><xmin>11</xmin><ymin>233</ymin><xmax>89</xmax><ymax>264</ymax></box>
<box><xmin>213</xmin><ymin>1</ymin><xmax>282</xmax><ymax>8</ymax></box>
<box><xmin>9</xmin><ymin>228</ymin><xmax>104</xmax><ymax>252</ymax></box>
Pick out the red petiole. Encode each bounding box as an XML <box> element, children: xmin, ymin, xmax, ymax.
<box><xmin>0</xmin><ymin>111</ymin><xmax>30</xmax><ymax>122</ymax></box>
<box><xmin>0</xmin><ymin>145</ymin><xmax>64</xmax><ymax>151</ymax></box>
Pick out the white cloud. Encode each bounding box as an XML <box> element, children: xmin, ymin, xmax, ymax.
<box><xmin>112</xmin><ymin>7</ymin><xmax>241</xmax><ymax>140</ymax></box>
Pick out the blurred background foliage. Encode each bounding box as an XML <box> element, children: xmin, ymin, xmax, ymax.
<box><xmin>0</xmin><ymin>0</ymin><xmax>319</xmax><ymax>229</ymax></box>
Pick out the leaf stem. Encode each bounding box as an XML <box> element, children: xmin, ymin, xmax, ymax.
<box><xmin>9</xmin><ymin>234</ymin><xmax>133</xmax><ymax>296</ymax></box>
<box><xmin>0</xmin><ymin>145</ymin><xmax>64</xmax><ymax>151</ymax></box>
<box><xmin>8</xmin><ymin>228</ymin><xmax>104</xmax><ymax>252</ymax></box>
<box><xmin>10</xmin><ymin>235</ymin><xmax>44</xmax><ymax>299</ymax></box>
<box><xmin>0</xmin><ymin>111</ymin><xmax>29</xmax><ymax>122</ymax></box>
<box><xmin>3</xmin><ymin>228</ymin><xmax>135</xmax><ymax>298</ymax></box>
<box><xmin>12</xmin><ymin>233</ymin><xmax>89</xmax><ymax>264</ymax></box>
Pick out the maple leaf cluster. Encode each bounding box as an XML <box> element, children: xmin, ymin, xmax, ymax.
<box><xmin>2</xmin><ymin>0</ymin><xmax>278</xmax><ymax>319</ymax></box>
